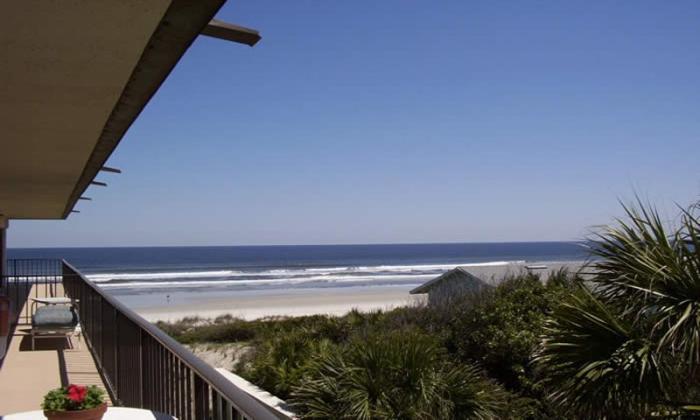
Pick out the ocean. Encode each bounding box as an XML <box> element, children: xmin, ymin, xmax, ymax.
<box><xmin>8</xmin><ymin>242</ymin><xmax>588</xmax><ymax>298</ymax></box>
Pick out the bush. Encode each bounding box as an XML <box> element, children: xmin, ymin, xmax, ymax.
<box><xmin>446</xmin><ymin>272</ymin><xmax>577</xmax><ymax>419</ymax></box>
<box><xmin>536</xmin><ymin>287</ymin><xmax>670</xmax><ymax>419</ymax></box>
<box><xmin>241</xmin><ymin>329</ymin><xmax>337</xmax><ymax>399</ymax></box>
<box><xmin>449</xmin><ymin>273</ymin><xmax>567</xmax><ymax>388</ymax></box>
<box><xmin>183</xmin><ymin>321</ymin><xmax>257</xmax><ymax>343</ymax></box>
<box><xmin>157</xmin><ymin>316</ymin><xmax>257</xmax><ymax>344</ymax></box>
<box><xmin>290</xmin><ymin>330</ymin><xmax>509</xmax><ymax>419</ymax></box>
<box><xmin>155</xmin><ymin>316</ymin><xmax>204</xmax><ymax>340</ymax></box>
<box><xmin>157</xmin><ymin>271</ymin><xmax>579</xmax><ymax>419</ymax></box>
<box><xmin>536</xmin><ymin>202</ymin><xmax>700</xmax><ymax>417</ymax></box>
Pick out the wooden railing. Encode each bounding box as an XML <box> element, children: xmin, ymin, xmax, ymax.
<box><xmin>3</xmin><ymin>259</ymin><xmax>290</xmax><ymax>420</ymax></box>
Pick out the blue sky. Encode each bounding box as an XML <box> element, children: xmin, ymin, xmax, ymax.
<box><xmin>12</xmin><ymin>0</ymin><xmax>700</xmax><ymax>247</ymax></box>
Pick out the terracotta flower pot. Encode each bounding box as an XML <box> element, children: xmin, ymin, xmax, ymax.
<box><xmin>44</xmin><ymin>403</ymin><xmax>107</xmax><ymax>420</ymax></box>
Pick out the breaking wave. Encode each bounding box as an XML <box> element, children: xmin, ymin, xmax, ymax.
<box><xmin>86</xmin><ymin>260</ymin><xmax>524</xmax><ymax>291</ymax></box>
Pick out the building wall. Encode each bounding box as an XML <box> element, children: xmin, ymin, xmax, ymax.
<box><xmin>427</xmin><ymin>277</ymin><xmax>484</xmax><ymax>306</ymax></box>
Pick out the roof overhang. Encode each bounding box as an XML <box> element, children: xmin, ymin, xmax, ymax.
<box><xmin>0</xmin><ymin>0</ymin><xmax>254</xmax><ymax>220</ymax></box>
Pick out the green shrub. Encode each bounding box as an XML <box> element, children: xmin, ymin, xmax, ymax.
<box><xmin>450</xmin><ymin>275</ymin><xmax>550</xmax><ymax>387</ymax></box>
<box><xmin>291</xmin><ymin>330</ymin><xmax>509</xmax><ymax>419</ymax></box>
<box><xmin>536</xmin><ymin>287</ymin><xmax>673</xmax><ymax>419</ymax></box>
<box><xmin>445</xmin><ymin>272</ymin><xmax>577</xmax><ymax>419</ymax></box>
<box><xmin>157</xmin><ymin>271</ymin><xmax>580</xmax><ymax>419</ymax></box>
<box><xmin>240</xmin><ymin>328</ymin><xmax>337</xmax><ymax>399</ymax></box>
<box><xmin>537</xmin><ymin>202</ymin><xmax>700</xmax><ymax>418</ymax></box>
<box><xmin>156</xmin><ymin>316</ymin><xmax>254</xmax><ymax>344</ymax></box>
<box><xmin>155</xmin><ymin>316</ymin><xmax>204</xmax><ymax>340</ymax></box>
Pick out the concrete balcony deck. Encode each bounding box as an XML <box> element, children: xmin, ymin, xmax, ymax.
<box><xmin>0</xmin><ymin>285</ymin><xmax>110</xmax><ymax>416</ymax></box>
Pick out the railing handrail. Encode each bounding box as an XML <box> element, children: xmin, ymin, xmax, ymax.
<box><xmin>1</xmin><ymin>274</ymin><xmax>62</xmax><ymax>278</ymax></box>
<box><xmin>2</xmin><ymin>261</ymin><xmax>63</xmax><ymax>324</ymax></box>
<box><xmin>61</xmin><ymin>259</ymin><xmax>289</xmax><ymax>420</ymax></box>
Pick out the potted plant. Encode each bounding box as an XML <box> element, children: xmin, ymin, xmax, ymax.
<box><xmin>41</xmin><ymin>384</ymin><xmax>107</xmax><ymax>420</ymax></box>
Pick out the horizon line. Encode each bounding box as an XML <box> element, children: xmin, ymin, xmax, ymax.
<box><xmin>8</xmin><ymin>239</ymin><xmax>588</xmax><ymax>250</ymax></box>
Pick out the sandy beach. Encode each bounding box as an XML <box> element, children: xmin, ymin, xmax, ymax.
<box><xmin>137</xmin><ymin>285</ymin><xmax>422</xmax><ymax>322</ymax></box>
<box><xmin>131</xmin><ymin>261</ymin><xmax>585</xmax><ymax>322</ymax></box>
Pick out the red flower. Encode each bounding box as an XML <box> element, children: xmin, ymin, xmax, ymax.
<box><xmin>67</xmin><ymin>384</ymin><xmax>87</xmax><ymax>404</ymax></box>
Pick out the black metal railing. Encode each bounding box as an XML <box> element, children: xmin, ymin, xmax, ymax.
<box><xmin>61</xmin><ymin>260</ymin><xmax>288</xmax><ymax>420</ymax></box>
<box><xmin>1</xmin><ymin>259</ymin><xmax>64</xmax><ymax>324</ymax></box>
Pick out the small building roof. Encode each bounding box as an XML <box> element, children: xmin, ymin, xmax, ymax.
<box><xmin>409</xmin><ymin>267</ymin><xmax>488</xmax><ymax>294</ymax></box>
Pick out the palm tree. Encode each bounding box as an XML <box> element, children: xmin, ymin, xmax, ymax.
<box><xmin>536</xmin><ymin>201</ymin><xmax>700</xmax><ymax>418</ymax></box>
<box><xmin>590</xmin><ymin>203</ymin><xmax>700</xmax><ymax>365</ymax></box>
<box><xmin>536</xmin><ymin>287</ymin><xmax>674</xmax><ymax>418</ymax></box>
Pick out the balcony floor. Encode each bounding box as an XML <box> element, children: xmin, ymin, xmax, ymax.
<box><xmin>0</xmin><ymin>286</ymin><xmax>111</xmax><ymax>415</ymax></box>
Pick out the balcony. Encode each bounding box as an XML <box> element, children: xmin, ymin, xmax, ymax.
<box><xmin>0</xmin><ymin>259</ymin><xmax>290</xmax><ymax>419</ymax></box>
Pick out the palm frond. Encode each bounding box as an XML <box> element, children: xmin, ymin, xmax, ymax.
<box><xmin>587</xmin><ymin>200</ymin><xmax>700</xmax><ymax>365</ymax></box>
<box><xmin>291</xmin><ymin>330</ymin><xmax>509</xmax><ymax>419</ymax></box>
<box><xmin>536</xmin><ymin>287</ymin><xmax>674</xmax><ymax>418</ymax></box>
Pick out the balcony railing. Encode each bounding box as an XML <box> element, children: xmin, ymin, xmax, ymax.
<box><xmin>2</xmin><ymin>259</ymin><xmax>290</xmax><ymax>420</ymax></box>
<box><xmin>1</xmin><ymin>259</ymin><xmax>63</xmax><ymax>324</ymax></box>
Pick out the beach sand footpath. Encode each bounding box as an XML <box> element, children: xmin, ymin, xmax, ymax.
<box><xmin>133</xmin><ymin>261</ymin><xmax>585</xmax><ymax>322</ymax></box>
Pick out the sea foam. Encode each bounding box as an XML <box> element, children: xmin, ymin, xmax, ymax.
<box><xmin>87</xmin><ymin>260</ymin><xmax>524</xmax><ymax>290</ymax></box>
